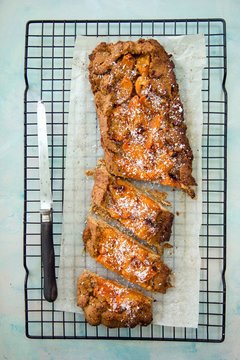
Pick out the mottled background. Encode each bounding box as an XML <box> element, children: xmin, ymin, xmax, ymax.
<box><xmin>0</xmin><ymin>0</ymin><xmax>239</xmax><ymax>359</ymax></box>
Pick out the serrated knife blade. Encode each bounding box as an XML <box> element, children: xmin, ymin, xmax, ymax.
<box><xmin>37</xmin><ymin>100</ymin><xmax>52</xmax><ymax>212</ymax></box>
<box><xmin>37</xmin><ymin>100</ymin><xmax>57</xmax><ymax>302</ymax></box>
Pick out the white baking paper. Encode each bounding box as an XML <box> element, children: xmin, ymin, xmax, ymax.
<box><xmin>54</xmin><ymin>35</ymin><xmax>206</xmax><ymax>328</ymax></box>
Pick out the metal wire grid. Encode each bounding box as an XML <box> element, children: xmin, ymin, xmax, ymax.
<box><xmin>24</xmin><ymin>19</ymin><xmax>227</xmax><ymax>341</ymax></box>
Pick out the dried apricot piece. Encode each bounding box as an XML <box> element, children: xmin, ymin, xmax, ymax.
<box><xmin>122</xmin><ymin>142</ymin><xmax>145</xmax><ymax>162</ymax></box>
<box><xmin>144</xmin><ymin>131</ymin><xmax>153</xmax><ymax>149</ymax></box>
<box><xmin>158</xmin><ymin>153</ymin><xmax>174</xmax><ymax>173</ymax></box>
<box><xmin>121</xmin><ymin>54</ymin><xmax>135</xmax><ymax>71</ymax></box>
<box><xmin>115</xmin><ymin>76</ymin><xmax>133</xmax><ymax>104</ymax></box>
<box><xmin>128</xmin><ymin>95</ymin><xmax>148</xmax><ymax>130</ymax></box>
<box><xmin>136</xmin><ymin>55</ymin><xmax>150</xmax><ymax>76</ymax></box>
<box><xmin>149</xmin><ymin>115</ymin><xmax>162</xmax><ymax>132</ymax></box>
<box><xmin>135</xmin><ymin>75</ymin><xmax>150</xmax><ymax>97</ymax></box>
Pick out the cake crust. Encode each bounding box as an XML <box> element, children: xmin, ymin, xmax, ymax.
<box><xmin>77</xmin><ymin>270</ymin><xmax>153</xmax><ymax>328</ymax></box>
<box><xmin>88</xmin><ymin>39</ymin><xmax>196</xmax><ymax>198</ymax></box>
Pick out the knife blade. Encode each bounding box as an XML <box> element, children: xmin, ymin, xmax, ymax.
<box><xmin>37</xmin><ymin>100</ymin><xmax>57</xmax><ymax>302</ymax></box>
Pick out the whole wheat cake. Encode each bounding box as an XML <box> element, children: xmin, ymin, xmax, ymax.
<box><xmin>77</xmin><ymin>270</ymin><xmax>153</xmax><ymax>328</ymax></box>
<box><xmin>92</xmin><ymin>160</ymin><xmax>174</xmax><ymax>251</ymax></box>
<box><xmin>83</xmin><ymin>216</ymin><xmax>172</xmax><ymax>293</ymax></box>
<box><xmin>88</xmin><ymin>38</ymin><xmax>196</xmax><ymax>198</ymax></box>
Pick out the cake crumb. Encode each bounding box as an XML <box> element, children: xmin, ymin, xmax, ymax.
<box><xmin>85</xmin><ymin>169</ymin><xmax>95</xmax><ymax>176</ymax></box>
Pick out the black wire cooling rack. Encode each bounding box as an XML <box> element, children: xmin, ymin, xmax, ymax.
<box><xmin>24</xmin><ymin>19</ymin><xmax>227</xmax><ymax>341</ymax></box>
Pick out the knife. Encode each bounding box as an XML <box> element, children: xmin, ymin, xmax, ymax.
<box><xmin>37</xmin><ymin>100</ymin><xmax>57</xmax><ymax>302</ymax></box>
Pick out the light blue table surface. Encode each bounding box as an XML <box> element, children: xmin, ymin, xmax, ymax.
<box><xmin>0</xmin><ymin>0</ymin><xmax>239</xmax><ymax>359</ymax></box>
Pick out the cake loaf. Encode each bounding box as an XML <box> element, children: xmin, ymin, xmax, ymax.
<box><xmin>77</xmin><ymin>270</ymin><xmax>153</xmax><ymax>328</ymax></box>
<box><xmin>92</xmin><ymin>160</ymin><xmax>174</xmax><ymax>251</ymax></box>
<box><xmin>83</xmin><ymin>217</ymin><xmax>172</xmax><ymax>293</ymax></box>
<box><xmin>88</xmin><ymin>39</ymin><xmax>196</xmax><ymax>198</ymax></box>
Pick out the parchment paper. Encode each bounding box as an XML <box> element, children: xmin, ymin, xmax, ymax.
<box><xmin>54</xmin><ymin>35</ymin><xmax>206</xmax><ymax>328</ymax></box>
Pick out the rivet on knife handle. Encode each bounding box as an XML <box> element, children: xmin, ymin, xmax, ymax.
<box><xmin>41</xmin><ymin>210</ymin><xmax>57</xmax><ymax>302</ymax></box>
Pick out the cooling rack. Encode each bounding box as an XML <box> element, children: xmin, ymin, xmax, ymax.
<box><xmin>24</xmin><ymin>19</ymin><xmax>227</xmax><ymax>341</ymax></box>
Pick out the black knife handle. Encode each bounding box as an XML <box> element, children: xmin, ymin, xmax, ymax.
<box><xmin>41</xmin><ymin>213</ymin><xmax>57</xmax><ymax>302</ymax></box>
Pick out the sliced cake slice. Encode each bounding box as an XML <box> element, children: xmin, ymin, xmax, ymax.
<box><xmin>88</xmin><ymin>38</ymin><xmax>196</xmax><ymax>198</ymax></box>
<box><xmin>91</xmin><ymin>160</ymin><xmax>174</xmax><ymax>251</ymax></box>
<box><xmin>83</xmin><ymin>217</ymin><xmax>172</xmax><ymax>294</ymax></box>
<box><xmin>77</xmin><ymin>270</ymin><xmax>153</xmax><ymax>328</ymax></box>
